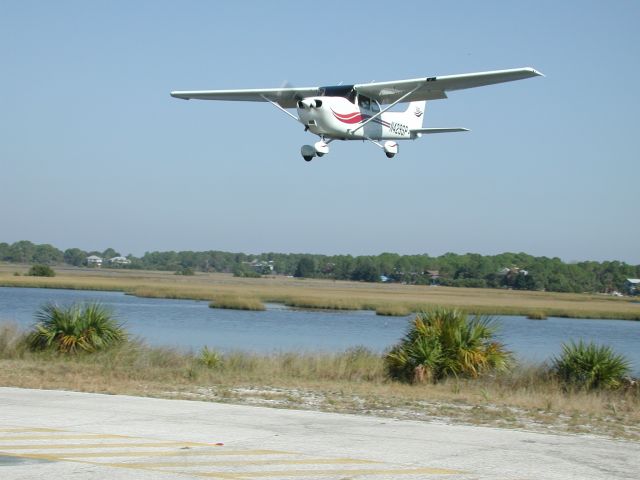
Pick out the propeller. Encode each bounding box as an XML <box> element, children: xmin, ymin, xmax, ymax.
<box><xmin>277</xmin><ymin>80</ymin><xmax>300</xmax><ymax>102</ymax></box>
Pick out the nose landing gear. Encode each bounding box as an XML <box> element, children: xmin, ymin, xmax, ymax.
<box><xmin>301</xmin><ymin>145</ymin><xmax>315</xmax><ymax>161</ymax></box>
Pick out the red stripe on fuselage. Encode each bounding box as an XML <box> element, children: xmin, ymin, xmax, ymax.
<box><xmin>332</xmin><ymin>110</ymin><xmax>364</xmax><ymax>124</ymax></box>
<box><xmin>331</xmin><ymin>110</ymin><xmax>391</xmax><ymax>128</ymax></box>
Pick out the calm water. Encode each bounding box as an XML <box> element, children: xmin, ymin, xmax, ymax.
<box><xmin>1</xmin><ymin>287</ymin><xmax>638</xmax><ymax>374</ymax></box>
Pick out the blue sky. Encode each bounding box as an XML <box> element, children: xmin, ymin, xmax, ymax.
<box><xmin>1</xmin><ymin>1</ymin><xmax>638</xmax><ymax>263</ymax></box>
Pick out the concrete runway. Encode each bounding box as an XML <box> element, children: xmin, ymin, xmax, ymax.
<box><xmin>0</xmin><ymin>387</ymin><xmax>637</xmax><ymax>479</ymax></box>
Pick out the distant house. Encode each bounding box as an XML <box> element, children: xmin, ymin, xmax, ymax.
<box><xmin>425</xmin><ymin>270</ymin><xmax>440</xmax><ymax>279</ymax></box>
<box><xmin>425</xmin><ymin>270</ymin><xmax>440</xmax><ymax>285</ymax></box>
<box><xmin>625</xmin><ymin>279</ymin><xmax>640</xmax><ymax>295</ymax></box>
<box><xmin>108</xmin><ymin>256</ymin><xmax>131</xmax><ymax>266</ymax></box>
<box><xmin>86</xmin><ymin>255</ymin><xmax>103</xmax><ymax>267</ymax></box>
<box><xmin>245</xmin><ymin>260</ymin><xmax>273</xmax><ymax>273</ymax></box>
<box><xmin>499</xmin><ymin>267</ymin><xmax>528</xmax><ymax>276</ymax></box>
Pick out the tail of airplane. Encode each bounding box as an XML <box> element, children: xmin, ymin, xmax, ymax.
<box><xmin>404</xmin><ymin>101</ymin><xmax>426</xmax><ymax>129</ymax></box>
<box><xmin>404</xmin><ymin>100</ymin><xmax>470</xmax><ymax>138</ymax></box>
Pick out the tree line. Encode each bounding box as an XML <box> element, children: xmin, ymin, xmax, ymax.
<box><xmin>1</xmin><ymin>240</ymin><xmax>638</xmax><ymax>294</ymax></box>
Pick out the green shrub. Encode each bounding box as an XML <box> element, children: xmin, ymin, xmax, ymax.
<box><xmin>27</xmin><ymin>302</ymin><xmax>126</xmax><ymax>354</ymax></box>
<box><xmin>385</xmin><ymin>308</ymin><xmax>512</xmax><ymax>383</ymax></box>
<box><xmin>551</xmin><ymin>340</ymin><xmax>631</xmax><ymax>390</ymax></box>
<box><xmin>198</xmin><ymin>346</ymin><xmax>223</xmax><ymax>369</ymax></box>
<box><xmin>27</xmin><ymin>264</ymin><xmax>55</xmax><ymax>277</ymax></box>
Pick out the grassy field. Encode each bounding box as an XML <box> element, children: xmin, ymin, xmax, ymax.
<box><xmin>1</xmin><ymin>263</ymin><xmax>639</xmax><ymax>319</ymax></box>
<box><xmin>0</xmin><ymin>323</ymin><xmax>637</xmax><ymax>441</ymax></box>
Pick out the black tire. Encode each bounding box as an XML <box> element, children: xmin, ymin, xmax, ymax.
<box><xmin>303</xmin><ymin>156</ymin><xmax>313</xmax><ymax>162</ymax></box>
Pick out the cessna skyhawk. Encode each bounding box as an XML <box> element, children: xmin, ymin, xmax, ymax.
<box><xmin>170</xmin><ymin>67</ymin><xmax>542</xmax><ymax>161</ymax></box>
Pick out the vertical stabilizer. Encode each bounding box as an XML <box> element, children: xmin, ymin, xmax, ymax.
<box><xmin>405</xmin><ymin>101</ymin><xmax>426</xmax><ymax>129</ymax></box>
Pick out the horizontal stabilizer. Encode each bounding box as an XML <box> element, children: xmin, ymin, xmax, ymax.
<box><xmin>410</xmin><ymin>128</ymin><xmax>469</xmax><ymax>139</ymax></box>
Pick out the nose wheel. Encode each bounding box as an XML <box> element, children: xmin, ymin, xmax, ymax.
<box><xmin>301</xmin><ymin>145</ymin><xmax>315</xmax><ymax>161</ymax></box>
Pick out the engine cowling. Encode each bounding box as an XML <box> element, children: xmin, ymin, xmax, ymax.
<box><xmin>297</xmin><ymin>98</ymin><xmax>322</xmax><ymax>109</ymax></box>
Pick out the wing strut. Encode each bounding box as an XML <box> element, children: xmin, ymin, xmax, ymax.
<box><xmin>260</xmin><ymin>95</ymin><xmax>299</xmax><ymax>122</ymax></box>
<box><xmin>348</xmin><ymin>85</ymin><xmax>421</xmax><ymax>135</ymax></box>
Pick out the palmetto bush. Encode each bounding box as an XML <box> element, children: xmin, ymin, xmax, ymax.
<box><xmin>198</xmin><ymin>346</ymin><xmax>223</xmax><ymax>369</ymax></box>
<box><xmin>27</xmin><ymin>303</ymin><xmax>126</xmax><ymax>354</ymax></box>
<box><xmin>552</xmin><ymin>340</ymin><xmax>631</xmax><ymax>390</ymax></box>
<box><xmin>385</xmin><ymin>308</ymin><xmax>511</xmax><ymax>383</ymax></box>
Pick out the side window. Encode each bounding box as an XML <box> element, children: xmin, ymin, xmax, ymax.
<box><xmin>371</xmin><ymin>100</ymin><xmax>380</xmax><ymax>113</ymax></box>
<box><xmin>358</xmin><ymin>95</ymin><xmax>370</xmax><ymax>111</ymax></box>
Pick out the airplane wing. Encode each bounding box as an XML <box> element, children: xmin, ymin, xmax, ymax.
<box><xmin>354</xmin><ymin>67</ymin><xmax>543</xmax><ymax>104</ymax></box>
<box><xmin>170</xmin><ymin>87</ymin><xmax>321</xmax><ymax>108</ymax></box>
<box><xmin>170</xmin><ymin>67</ymin><xmax>542</xmax><ymax>107</ymax></box>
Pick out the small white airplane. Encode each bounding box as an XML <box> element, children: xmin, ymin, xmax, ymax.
<box><xmin>171</xmin><ymin>67</ymin><xmax>543</xmax><ymax>161</ymax></box>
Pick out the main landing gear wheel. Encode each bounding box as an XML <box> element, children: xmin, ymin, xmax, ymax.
<box><xmin>383</xmin><ymin>141</ymin><xmax>398</xmax><ymax>158</ymax></box>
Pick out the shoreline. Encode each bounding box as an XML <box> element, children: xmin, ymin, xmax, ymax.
<box><xmin>1</xmin><ymin>264</ymin><xmax>639</xmax><ymax>321</ymax></box>
<box><xmin>1</xmin><ymin>280</ymin><xmax>638</xmax><ymax>321</ymax></box>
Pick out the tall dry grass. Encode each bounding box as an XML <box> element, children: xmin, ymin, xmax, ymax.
<box><xmin>209</xmin><ymin>295</ymin><xmax>265</xmax><ymax>311</ymax></box>
<box><xmin>375</xmin><ymin>304</ymin><xmax>412</xmax><ymax>316</ymax></box>
<box><xmin>1</xmin><ymin>322</ymin><xmax>637</xmax><ymax>439</ymax></box>
<box><xmin>283</xmin><ymin>296</ymin><xmax>362</xmax><ymax>311</ymax></box>
<box><xmin>1</xmin><ymin>266</ymin><xmax>638</xmax><ymax>319</ymax></box>
<box><xmin>0</xmin><ymin>323</ymin><xmax>27</xmax><ymax>358</ymax></box>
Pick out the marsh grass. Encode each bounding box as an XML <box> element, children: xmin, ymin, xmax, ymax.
<box><xmin>527</xmin><ymin>311</ymin><xmax>548</xmax><ymax>320</ymax></box>
<box><xmin>209</xmin><ymin>295</ymin><xmax>265</xmax><ymax>311</ymax></box>
<box><xmin>375</xmin><ymin>304</ymin><xmax>412</xmax><ymax>316</ymax></box>
<box><xmin>1</xmin><ymin>266</ymin><xmax>639</xmax><ymax>319</ymax></box>
<box><xmin>283</xmin><ymin>296</ymin><xmax>362</xmax><ymax>310</ymax></box>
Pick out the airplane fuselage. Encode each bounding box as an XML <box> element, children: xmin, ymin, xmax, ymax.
<box><xmin>170</xmin><ymin>66</ymin><xmax>542</xmax><ymax>161</ymax></box>
<box><xmin>296</xmin><ymin>96</ymin><xmax>415</xmax><ymax>141</ymax></box>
